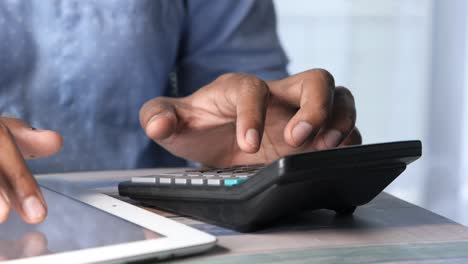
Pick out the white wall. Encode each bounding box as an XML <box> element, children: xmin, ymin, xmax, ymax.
<box><xmin>425</xmin><ymin>0</ymin><xmax>467</xmax><ymax>223</ymax></box>
<box><xmin>274</xmin><ymin>0</ymin><xmax>440</xmax><ymax>219</ymax></box>
<box><xmin>462</xmin><ymin>10</ymin><xmax>468</xmax><ymax>223</ymax></box>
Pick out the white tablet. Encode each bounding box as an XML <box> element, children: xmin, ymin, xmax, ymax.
<box><xmin>0</xmin><ymin>177</ymin><xmax>216</xmax><ymax>263</ymax></box>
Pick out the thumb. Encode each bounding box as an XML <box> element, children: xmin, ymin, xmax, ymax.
<box><xmin>0</xmin><ymin>117</ymin><xmax>63</xmax><ymax>160</ymax></box>
<box><xmin>139</xmin><ymin>97</ymin><xmax>179</xmax><ymax>141</ymax></box>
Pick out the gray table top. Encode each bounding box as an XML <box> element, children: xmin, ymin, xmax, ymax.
<box><xmin>38</xmin><ymin>169</ymin><xmax>468</xmax><ymax>264</ymax></box>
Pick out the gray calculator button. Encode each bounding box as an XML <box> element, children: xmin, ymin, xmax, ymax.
<box><xmin>159</xmin><ymin>178</ymin><xmax>172</xmax><ymax>184</ymax></box>
<box><xmin>218</xmin><ymin>173</ymin><xmax>233</xmax><ymax>178</ymax></box>
<box><xmin>187</xmin><ymin>173</ymin><xmax>201</xmax><ymax>177</ymax></box>
<box><xmin>207</xmin><ymin>179</ymin><xmax>222</xmax><ymax>186</ymax></box>
<box><xmin>175</xmin><ymin>178</ymin><xmax>188</xmax><ymax>185</ymax></box>
<box><xmin>131</xmin><ymin>177</ymin><xmax>156</xmax><ymax>183</ymax></box>
<box><xmin>190</xmin><ymin>179</ymin><xmax>204</xmax><ymax>185</ymax></box>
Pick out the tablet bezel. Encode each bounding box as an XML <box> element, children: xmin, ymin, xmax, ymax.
<box><xmin>7</xmin><ymin>176</ymin><xmax>216</xmax><ymax>264</ymax></box>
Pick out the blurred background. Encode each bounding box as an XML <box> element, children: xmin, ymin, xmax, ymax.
<box><xmin>273</xmin><ymin>0</ymin><xmax>468</xmax><ymax>225</ymax></box>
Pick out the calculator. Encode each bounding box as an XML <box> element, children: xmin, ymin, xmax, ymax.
<box><xmin>119</xmin><ymin>140</ymin><xmax>422</xmax><ymax>232</ymax></box>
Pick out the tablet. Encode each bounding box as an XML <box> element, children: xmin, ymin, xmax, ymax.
<box><xmin>0</xmin><ymin>178</ymin><xmax>216</xmax><ymax>263</ymax></box>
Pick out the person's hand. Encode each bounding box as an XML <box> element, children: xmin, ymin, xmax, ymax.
<box><xmin>140</xmin><ymin>69</ymin><xmax>361</xmax><ymax>167</ymax></box>
<box><xmin>0</xmin><ymin>118</ymin><xmax>62</xmax><ymax>224</ymax></box>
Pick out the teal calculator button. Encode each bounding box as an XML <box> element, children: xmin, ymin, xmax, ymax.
<box><xmin>223</xmin><ymin>178</ymin><xmax>247</xmax><ymax>186</ymax></box>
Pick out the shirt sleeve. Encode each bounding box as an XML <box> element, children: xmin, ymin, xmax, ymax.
<box><xmin>176</xmin><ymin>0</ymin><xmax>289</xmax><ymax>96</ymax></box>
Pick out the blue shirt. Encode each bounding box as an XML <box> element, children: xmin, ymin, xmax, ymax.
<box><xmin>0</xmin><ymin>0</ymin><xmax>288</xmax><ymax>173</ymax></box>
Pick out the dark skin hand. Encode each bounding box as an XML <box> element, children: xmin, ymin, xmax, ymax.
<box><xmin>0</xmin><ymin>118</ymin><xmax>62</xmax><ymax>224</ymax></box>
<box><xmin>0</xmin><ymin>68</ymin><xmax>360</xmax><ymax>225</ymax></box>
<box><xmin>140</xmin><ymin>69</ymin><xmax>361</xmax><ymax>167</ymax></box>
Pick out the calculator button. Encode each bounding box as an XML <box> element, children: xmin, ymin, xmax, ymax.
<box><xmin>190</xmin><ymin>179</ymin><xmax>204</xmax><ymax>185</ymax></box>
<box><xmin>223</xmin><ymin>178</ymin><xmax>247</xmax><ymax>186</ymax></box>
<box><xmin>131</xmin><ymin>177</ymin><xmax>156</xmax><ymax>183</ymax></box>
<box><xmin>174</xmin><ymin>178</ymin><xmax>188</xmax><ymax>185</ymax></box>
<box><xmin>207</xmin><ymin>179</ymin><xmax>222</xmax><ymax>186</ymax></box>
<box><xmin>159</xmin><ymin>178</ymin><xmax>172</xmax><ymax>184</ymax></box>
<box><xmin>235</xmin><ymin>174</ymin><xmax>251</xmax><ymax>178</ymax></box>
<box><xmin>187</xmin><ymin>173</ymin><xmax>201</xmax><ymax>177</ymax></box>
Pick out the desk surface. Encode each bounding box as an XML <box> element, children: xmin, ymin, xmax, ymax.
<box><xmin>40</xmin><ymin>169</ymin><xmax>468</xmax><ymax>264</ymax></box>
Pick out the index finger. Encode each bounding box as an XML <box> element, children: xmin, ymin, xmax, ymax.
<box><xmin>0</xmin><ymin>122</ymin><xmax>47</xmax><ymax>224</ymax></box>
<box><xmin>268</xmin><ymin>69</ymin><xmax>335</xmax><ymax>147</ymax></box>
<box><xmin>267</xmin><ymin>69</ymin><xmax>335</xmax><ymax>108</ymax></box>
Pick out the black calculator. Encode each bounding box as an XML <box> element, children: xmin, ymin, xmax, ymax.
<box><xmin>119</xmin><ymin>141</ymin><xmax>422</xmax><ymax>232</ymax></box>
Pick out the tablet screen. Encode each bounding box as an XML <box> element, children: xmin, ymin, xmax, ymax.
<box><xmin>0</xmin><ymin>187</ymin><xmax>162</xmax><ymax>261</ymax></box>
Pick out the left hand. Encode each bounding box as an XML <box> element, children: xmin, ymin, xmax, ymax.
<box><xmin>140</xmin><ymin>69</ymin><xmax>362</xmax><ymax>167</ymax></box>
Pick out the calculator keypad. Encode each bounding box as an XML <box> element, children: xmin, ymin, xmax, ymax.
<box><xmin>131</xmin><ymin>164</ymin><xmax>265</xmax><ymax>187</ymax></box>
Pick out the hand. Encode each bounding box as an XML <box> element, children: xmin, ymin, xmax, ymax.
<box><xmin>140</xmin><ymin>69</ymin><xmax>362</xmax><ymax>167</ymax></box>
<box><xmin>0</xmin><ymin>118</ymin><xmax>62</xmax><ymax>224</ymax></box>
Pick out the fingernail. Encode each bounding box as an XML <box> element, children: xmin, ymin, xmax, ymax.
<box><xmin>22</xmin><ymin>196</ymin><xmax>45</xmax><ymax>222</ymax></box>
<box><xmin>148</xmin><ymin>111</ymin><xmax>173</xmax><ymax>124</ymax></box>
<box><xmin>323</xmin><ymin>129</ymin><xmax>343</xmax><ymax>148</ymax></box>
<box><xmin>292</xmin><ymin>121</ymin><xmax>313</xmax><ymax>146</ymax></box>
<box><xmin>246</xmin><ymin>128</ymin><xmax>259</xmax><ymax>147</ymax></box>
